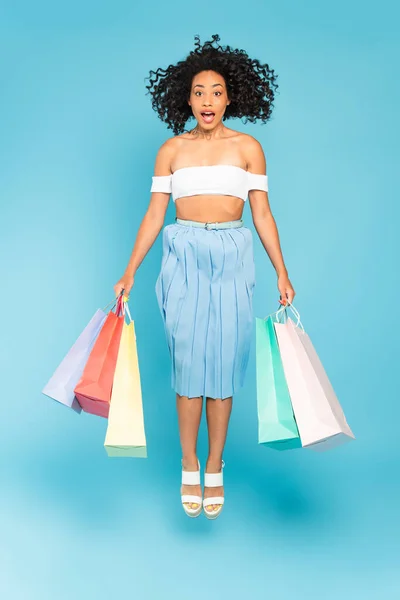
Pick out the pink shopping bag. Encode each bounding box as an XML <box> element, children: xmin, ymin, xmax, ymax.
<box><xmin>74</xmin><ymin>295</ymin><xmax>125</xmax><ymax>418</ymax></box>
<box><xmin>274</xmin><ymin>304</ymin><xmax>355</xmax><ymax>450</ymax></box>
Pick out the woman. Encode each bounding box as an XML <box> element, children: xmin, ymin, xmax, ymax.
<box><xmin>114</xmin><ymin>34</ymin><xmax>295</xmax><ymax>519</ymax></box>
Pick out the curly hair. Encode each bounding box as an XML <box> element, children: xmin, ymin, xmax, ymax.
<box><xmin>144</xmin><ymin>34</ymin><xmax>279</xmax><ymax>136</ymax></box>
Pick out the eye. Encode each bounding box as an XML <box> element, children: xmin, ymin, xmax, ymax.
<box><xmin>214</xmin><ymin>91</ymin><xmax>222</xmax><ymax>96</ymax></box>
<box><xmin>194</xmin><ymin>91</ymin><xmax>202</xmax><ymax>96</ymax></box>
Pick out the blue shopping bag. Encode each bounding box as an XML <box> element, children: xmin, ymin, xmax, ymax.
<box><xmin>255</xmin><ymin>313</ymin><xmax>301</xmax><ymax>450</ymax></box>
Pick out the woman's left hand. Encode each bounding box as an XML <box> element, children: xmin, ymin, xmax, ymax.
<box><xmin>277</xmin><ymin>273</ymin><xmax>295</xmax><ymax>305</ymax></box>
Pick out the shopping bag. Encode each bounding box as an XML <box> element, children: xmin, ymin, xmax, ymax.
<box><xmin>255</xmin><ymin>316</ymin><xmax>301</xmax><ymax>450</ymax></box>
<box><xmin>104</xmin><ymin>304</ymin><xmax>147</xmax><ymax>458</ymax></box>
<box><xmin>291</xmin><ymin>319</ymin><xmax>355</xmax><ymax>452</ymax></box>
<box><xmin>274</xmin><ymin>304</ymin><xmax>355</xmax><ymax>450</ymax></box>
<box><xmin>42</xmin><ymin>308</ymin><xmax>108</xmax><ymax>413</ymax></box>
<box><xmin>74</xmin><ymin>295</ymin><xmax>125</xmax><ymax>418</ymax></box>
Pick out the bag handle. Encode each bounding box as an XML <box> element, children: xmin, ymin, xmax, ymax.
<box><xmin>262</xmin><ymin>303</ymin><xmax>285</xmax><ymax>322</ymax></box>
<box><xmin>102</xmin><ymin>297</ymin><xmax>118</xmax><ymax>313</ymax></box>
<box><xmin>102</xmin><ymin>290</ymin><xmax>128</xmax><ymax>317</ymax></box>
<box><xmin>122</xmin><ymin>297</ymin><xmax>132</xmax><ymax>323</ymax></box>
<box><xmin>263</xmin><ymin>301</ymin><xmax>305</xmax><ymax>332</ymax></box>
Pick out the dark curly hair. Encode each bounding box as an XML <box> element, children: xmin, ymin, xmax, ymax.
<box><xmin>145</xmin><ymin>34</ymin><xmax>279</xmax><ymax>136</ymax></box>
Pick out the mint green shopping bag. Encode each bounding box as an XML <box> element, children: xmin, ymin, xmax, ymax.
<box><xmin>255</xmin><ymin>315</ymin><xmax>301</xmax><ymax>450</ymax></box>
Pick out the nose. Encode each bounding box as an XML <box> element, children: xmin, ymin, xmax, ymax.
<box><xmin>202</xmin><ymin>94</ymin><xmax>213</xmax><ymax>107</ymax></box>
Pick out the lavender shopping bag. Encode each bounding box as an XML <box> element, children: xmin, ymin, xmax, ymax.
<box><xmin>42</xmin><ymin>308</ymin><xmax>108</xmax><ymax>413</ymax></box>
<box><xmin>274</xmin><ymin>304</ymin><xmax>355</xmax><ymax>451</ymax></box>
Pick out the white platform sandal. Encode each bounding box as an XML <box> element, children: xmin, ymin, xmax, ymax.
<box><xmin>181</xmin><ymin>459</ymin><xmax>202</xmax><ymax>518</ymax></box>
<box><xmin>203</xmin><ymin>460</ymin><xmax>225</xmax><ymax>520</ymax></box>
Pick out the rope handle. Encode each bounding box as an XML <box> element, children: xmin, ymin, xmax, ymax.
<box><xmin>102</xmin><ymin>289</ymin><xmax>131</xmax><ymax>320</ymax></box>
<box><xmin>263</xmin><ymin>301</ymin><xmax>305</xmax><ymax>332</ymax></box>
<box><xmin>122</xmin><ymin>298</ymin><xmax>132</xmax><ymax>323</ymax></box>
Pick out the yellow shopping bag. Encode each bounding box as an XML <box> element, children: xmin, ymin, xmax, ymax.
<box><xmin>104</xmin><ymin>305</ymin><xmax>147</xmax><ymax>458</ymax></box>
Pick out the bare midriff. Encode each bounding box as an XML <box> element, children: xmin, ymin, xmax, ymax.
<box><xmin>171</xmin><ymin>131</ymin><xmax>248</xmax><ymax>223</ymax></box>
<box><xmin>174</xmin><ymin>195</ymin><xmax>244</xmax><ymax>223</ymax></box>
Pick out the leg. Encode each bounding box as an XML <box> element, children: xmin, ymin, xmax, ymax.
<box><xmin>176</xmin><ymin>392</ymin><xmax>203</xmax><ymax>510</ymax></box>
<box><xmin>204</xmin><ymin>396</ymin><xmax>233</xmax><ymax>512</ymax></box>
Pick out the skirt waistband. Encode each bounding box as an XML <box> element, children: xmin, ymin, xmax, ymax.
<box><xmin>175</xmin><ymin>217</ymin><xmax>244</xmax><ymax>230</ymax></box>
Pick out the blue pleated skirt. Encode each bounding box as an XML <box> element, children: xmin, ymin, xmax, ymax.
<box><xmin>155</xmin><ymin>221</ymin><xmax>256</xmax><ymax>399</ymax></box>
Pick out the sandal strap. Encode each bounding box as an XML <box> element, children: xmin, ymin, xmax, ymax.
<box><xmin>204</xmin><ymin>460</ymin><xmax>225</xmax><ymax>488</ymax></box>
<box><xmin>203</xmin><ymin>497</ymin><xmax>225</xmax><ymax>507</ymax></box>
<box><xmin>204</xmin><ymin>472</ymin><xmax>223</xmax><ymax>487</ymax></box>
<box><xmin>181</xmin><ymin>470</ymin><xmax>200</xmax><ymax>485</ymax></box>
<box><xmin>181</xmin><ymin>459</ymin><xmax>200</xmax><ymax>485</ymax></box>
<box><xmin>181</xmin><ymin>495</ymin><xmax>202</xmax><ymax>504</ymax></box>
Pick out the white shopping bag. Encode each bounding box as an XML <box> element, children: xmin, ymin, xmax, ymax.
<box><xmin>273</xmin><ymin>304</ymin><xmax>355</xmax><ymax>451</ymax></box>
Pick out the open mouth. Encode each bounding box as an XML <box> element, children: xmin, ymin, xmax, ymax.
<box><xmin>200</xmin><ymin>111</ymin><xmax>215</xmax><ymax>123</ymax></box>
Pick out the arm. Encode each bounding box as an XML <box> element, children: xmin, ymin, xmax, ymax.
<box><xmin>245</xmin><ymin>136</ymin><xmax>295</xmax><ymax>305</ymax></box>
<box><xmin>113</xmin><ymin>138</ymin><xmax>175</xmax><ymax>299</ymax></box>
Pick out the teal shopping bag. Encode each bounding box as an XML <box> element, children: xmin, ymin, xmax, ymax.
<box><xmin>255</xmin><ymin>316</ymin><xmax>301</xmax><ymax>450</ymax></box>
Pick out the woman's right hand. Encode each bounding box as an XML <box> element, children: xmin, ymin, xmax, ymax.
<box><xmin>114</xmin><ymin>273</ymin><xmax>134</xmax><ymax>299</ymax></box>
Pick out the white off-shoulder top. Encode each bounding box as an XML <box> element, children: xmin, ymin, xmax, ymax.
<box><xmin>150</xmin><ymin>164</ymin><xmax>268</xmax><ymax>203</ymax></box>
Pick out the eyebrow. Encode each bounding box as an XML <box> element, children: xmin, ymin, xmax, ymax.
<box><xmin>193</xmin><ymin>83</ymin><xmax>224</xmax><ymax>88</ymax></box>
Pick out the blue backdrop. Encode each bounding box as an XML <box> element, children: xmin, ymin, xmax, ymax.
<box><xmin>1</xmin><ymin>1</ymin><xmax>399</xmax><ymax>598</ymax></box>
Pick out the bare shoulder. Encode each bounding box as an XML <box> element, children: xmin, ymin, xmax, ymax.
<box><xmin>239</xmin><ymin>133</ymin><xmax>266</xmax><ymax>173</ymax></box>
<box><xmin>157</xmin><ymin>135</ymin><xmax>183</xmax><ymax>154</ymax></box>
<box><xmin>153</xmin><ymin>136</ymin><xmax>182</xmax><ymax>175</ymax></box>
<box><xmin>239</xmin><ymin>132</ymin><xmax>264</xmax><ymax>154</ymax></box>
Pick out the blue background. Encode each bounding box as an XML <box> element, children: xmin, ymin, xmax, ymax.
<box><xmin>1</xmin><ymin>1</ymin><xmax>399</xmax><ymax>598</ymax></box>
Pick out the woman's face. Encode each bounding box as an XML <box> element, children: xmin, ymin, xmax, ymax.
<box><xmin>188</xmin><ymin>70</ymin><xmax>230</xmax><ymax>128</ymax></box>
